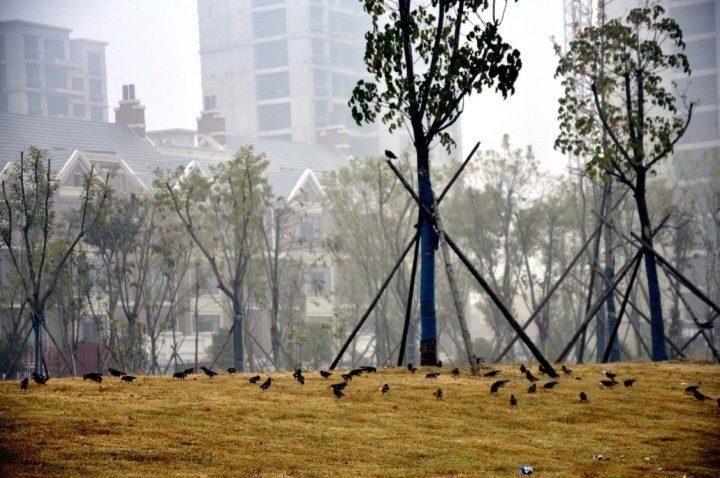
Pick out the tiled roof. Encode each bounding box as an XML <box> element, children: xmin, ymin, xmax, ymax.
<box><xmin>224</xmin><ymin>135</ymin><xmax>348</xmax><ymax>173</ymax></box>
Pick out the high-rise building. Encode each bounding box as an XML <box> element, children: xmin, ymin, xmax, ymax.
<box><xmin>0</xmin><ymin>20</ymin><xmax>109</xmax><ymax>121</ymax></box>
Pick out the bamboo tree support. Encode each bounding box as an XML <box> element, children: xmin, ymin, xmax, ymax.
<box><xmin>39</xmin><ymin>320</ymin><xmax>76</xmax><ymax>376</ymax></box>
<box><xmin>603</xmin><ymin>254</ymin><xmax>643</xmax><ymax>362</ymax></box>
<box><xmin>433</xmin><ymin>193</ymin><xmax>478</xmax><ymax>375</ymax></box>
<box><xmin>397</xmin><ymin>232</ymin><xmax>420</xmax><ymax>366</ymax></box>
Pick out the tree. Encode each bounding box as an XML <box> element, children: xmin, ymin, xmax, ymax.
<box><xmin>162</xmin><ymin>146</ymin><xmax>269</xmax><ymax>372</ymax></box>
<box><xmin>349</xmin><ymin>0</ymin><xmax>522</xmax><ymax>364</ymax></box>
<box><xmin>0</xmin><ymin>147</ymin><xmax>108</xmax><ymax>375</ymax></box>
<box><xmin>555</xmin><ymin>3</ymin><xmax>693</xmax><ymax>360</ymax></box>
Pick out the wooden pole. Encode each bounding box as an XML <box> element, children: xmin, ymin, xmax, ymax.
<box><xmin>603</xmin><ymin>254</ymin><xmax>643</xmax><ymax>362</ymax></box>
<box><xmin>397</xmin><ymin>232</ymin><xmax>420</xmax><ymax>366</ymax></box>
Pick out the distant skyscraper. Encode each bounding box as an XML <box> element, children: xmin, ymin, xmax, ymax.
<box><xmin>0</xmin><ymin>20</ymin><xmax>108</xmax><ymax>122</ymax></box>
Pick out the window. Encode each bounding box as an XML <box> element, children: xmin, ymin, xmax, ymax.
<box><xmin>25</xmin><ymin>63</ymin><xmax>41</xmax><ymax>88</ymax></box>
<box><xmin>252</xmin><ymin>0</ymin><xmax>284</xmax><ymax>6</ymax></box>
<box><xmin>27</xmin><ymin>92</ymin><xmax>42</xmax><ymax>115</ymax></box>
<box><xmin>260</xmin><ymin>133</ymin><xmax>292</xmax><ymax>142</ymax></box>
<box><xmin>0</xmin><ymin>36</ymin><xmax>5</xmax><ymax>60</ymax></box>
<box><xmin>256</xmin><ymin>72</ymin><xmax>289</xmax><ymax>100</ymax></box>
<box><xmin>310</xmin><ymin>5</ymin><xmax>324</xmax><ymax>33</ymax></box>
<box><xmin>669</xmin><ymin>2</ymin><xmax>715</xmax><ymax>36</ymax></box>
<box><xmin>313</xmin><ymin>69</ymin><xmax>329</xmax><ymax>96</ymax></box>
<box><xmin>0</xmin><ymin>64</ymin><xmax>5</xmax><ymax>90</ymax></box>
<box><xmin>257</xmin><ymin>102</ymin><xmax>291</xmax><ymax>131</ymax></box>
<box><xmin>90</xmin><ymin>106</ymin><xmax>103</xmax><ymax>121</ymax></box>
<box><xmin>47</xmin><ymin>94</ymin><xmax>68</xmax><ymax>116</ymax></box>
<box><xmin>44</xmin><ymin>39</ymin><xmax>65</xmax><ymax>61</ymax></box>
<box><xmin>72</xmin><ymin>77</ymin><xmax>84</xmax><ymax>91</ymax></box>
<box><xmin>253</xmin><ymin>9</ymin><xmax>287</xmax><ymax>38</ymax></box>
<box><xmin>678</xmin><ymin>75</ymin><xmax>718</xmax><ymax>108</ymax></box>
<box><xmin>680</xmin><ymin>110</ymin><xmax>718</xmax><ymax>144</ymax></box>
<box><xmin>686</xmin><ymin>38</ymin><xmax>717</xmax><ymax>71</ymax></box>
<box><xmin>329</xmin><ymin>41</ymin><xmax>363</xmax><ymax>69</ymax></box>
<box><xmin>312</xmin><ymin>38</ymin><xmax>327</xmax><ymax>65</ymax></box>
<box><xmin>89</xmin><ymin>79</ymin><xmax>103</xmax><ymax>102</ymax></box>
<box><xmin>254</xmin><ymin>40</ymin><xmax>288</xmax><ymax>69</ymax></box>
<box><xmin>24</xmin><ymin>35</ymin><xmax>39</xmax><ymax>59</ymax></box>
<box><xmin>332</xmin><ymin>72</ymin><xmax>356</xmax><ymax>98</ymax></box>
<box><xmin>73</xmin><ymin>103</ymin><xmax>85</xmax><ymax>118</ymax></box>
<box><xmin>203</xmin><ymin>95</ymin><xmax>216</xmax><ymax>110</ymax></box>
<box><xmin>197</xmin><ymin>315</ymin><xmax>220</xmax><ymax>333</ymax></box>
<box><xmin>328</xmin><ymin>10</ymin><xmax>368</xmax><ymax>36</ymax></box>
<box><xmin>81</xmin><ymin>321</ymin><xmax>98</xmax><ymax>341</ymax></box>
<box><xmin>308</xmin><ymin>268</ymin><xmax>330</xmax><ymax>296</ymax></box>
<box><xmin>87</xmin><ymin>51</ymin><xmax>103</xmax><ymax>76</ymax></box>
<box><xmin>298</xmin><ymin>215</ymin><xmax>320</xmax><ymax>241</ymax></box>
<box><xmin>46</xmin><ymin>66</ymin><xmax>67</xmax><ymax>89</ymax></box>
<box><xmin>315</xmin><ymin>99</ymin><xmax>329</xmax><ymax>127</ymax></box>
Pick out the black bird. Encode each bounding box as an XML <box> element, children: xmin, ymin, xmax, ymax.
<box><xmin>121</xmin><ymin>375</ymin><xmax>136</xmax><ymax>383</ymax></box>
<box><xmin>484</xmin><ymin>370</ymin><xmax>501</xmax><ymax>378</ymax></box>
<box><xmin>293</xmin><ymin>368</ymin><xmax>303</xmax><ymax>379</ymax></box>
<box><xmin>543</xmin><ymin>381</ymin><xmax>559</xmax><ymax>390</ymax></box>
<box><xmin>623</xmin><ymin>379</ymin><xmax>636</xmax><ymax>387</ymax></box>
<box><xmin>385</xmin><ymin>150</ymin><xmax>397</xmax><ymax>160</ymax></box>
<box><xmin>200</xmin><ymin>366</ymin><xmax>218</xmax><ymax>378</ymax></box>
<box><xmin>20</xmin><ymin>378</ymin><xmax>28</xmax><ymax>391</ymax></box>
<box><xmin>330</xmin><ymin>382</ymin><xmax>347</xmax><ymax>391</ymax></box>
<box><xmin>319</xmin><ymin>370</ymin><xmax>332</xmax><ymax>379</ymax></box>
<box><xmin>580</xmin><ymin>391</ymin><xmax>588</xmax><ymax>403</ymax></box>
<box><xmin>173</xmin><ymin>372</ymin><xmax>186</xmax><ymax>380</ymax></box>
<box><xmin>436</xmin><ymin>360</ymin><xmax>443</xmax><ymax>368</ymax></box>
<box><xmin>538</xmin><ymin>365</ymin><xmax>548</xmax><ymax>375</ymax></box>
<box><xmin>451</xmin><ymin>367</ymin><xmax>460</xmax><ymax>378</ymax></box>
<box><xmin>426</xmin><ymin>372</ymin><xmax>440</xmax><ymax>379</ymax></box>
<box><xmin>562</xmin><ymin>365</ymin><xmax>572</xmax><ymax>375</ymax></box>
<box><xmin>525</xmin><ymin>370</ymin><xmax>539</xmax><ymax>382</ymax></box>
<box><xmin>433</xmin><ymin>388</ymin><xmax>443</xmax><ymax>400</ymax></box>
<box><xmin>519</xmin><ymin>364</ymin><xmax>527</xmax><ymax>374</ymax></box>
<box><xmin>527</xmin><ymin>383</ymin><xmax>537</xmax><ymax>394</ymax></box>
<box><xmin>600</xmin><ymin>379</ymin><xmax>618</xmax><ymax>388</ymax></box>
<box><xmin>491</xmin><ymin>380</ymin><xmax>510</xmax><ymax>394</ymax></box>
<box><xmin>603</xmin><ymin>371</ymin><xmax>617</xmax><ymax>381</ymax></box>
<box><xmin>183</xmin><ymin>368</ymin><xmax>195</xmax><ymax>375</ymax></box>
<box><xmin>227</xmin><ymin>368</ymin><xmax>236</xmax><ymax>374</ymax></box>
<box><xmin>693</xmin><ymin>389</ymin><xmax>711</xmax><ymax>401</ymax></box>
<box><xmin>381</xmin><ymin>383</ymin><xmax>390</xmax><ymax>394</ymax></box>
<box><xmin>341</xmin><ymin>373</ymin><xmax>353</xmax><ymax>382</ymax></box>
<box><xmin>333</xmin><ymin>387</ymin><xmax>345</xmax><ymax>399</ymax></box>
<box><xmin>31</xmin><ymin>372</ymin><xmax>48</xmax><ymax>385</ymax></box>
<box><xmin>83</xmin><ymin>372</ymin><xmax>103</xmax><ymax>383</ymax></box>
<box><xmin>685</xmin><ymin>383</ymin><xmax>701</xmax><ymax>394</ymax></box>
<box><xmin>108</xmin><ymin>368</ymin><xmax>125</xmax><ymax>377</ymax></box>
<box><xmin>361</xmin><ymin>366</ymin><xmax>377</xmax><ymax>373</ymax></box>
<box><xmin>249</xmin><ymin>375</ymin><xmax>261</xmax><ymax>384</ymax></box>
<box><xmin>407</xmin><ymin>363</ymin><xmax>417</xmax><ymax>374</ymax></box>
<box><xmin>259</xmin><ymin>377</ymin><xmax>272</xmax><ymax>390</ymax></box>
<box><xmin>349</xmin><ymin>368</ymin><xmax>364</xmax><ymax>377</ymax></box>
<box><xmin>510</xmin><ymin>394</ymin><xmax>517</xmax><ymax>407</ymax></box>
<box><xmin>295</xmin><ymin>372</ymin><xmax>305</xmax><ymax>385</ymax></box>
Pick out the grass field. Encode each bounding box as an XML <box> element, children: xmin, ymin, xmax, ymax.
<box><xmin>1</xmin><ymin>362</ymin><xmax>719</xmax><ymax>477</ymax></box>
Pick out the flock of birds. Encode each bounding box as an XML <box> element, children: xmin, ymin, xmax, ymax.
<box><xmin>16</xmin><ymin>362</ymin><xmax>720</xmax><ymax>409</ymax></box>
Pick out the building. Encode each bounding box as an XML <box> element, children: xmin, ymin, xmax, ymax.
<box><xmin>0</xmin><ymin>20</ymin><xmax>109</xmax><ymax>121</ymax></box>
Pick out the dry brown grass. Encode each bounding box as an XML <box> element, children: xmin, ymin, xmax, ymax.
<box><xmin>1</xmin><ymin>362</ymin><xmax>719</xmax><ymax>477</ymax></box>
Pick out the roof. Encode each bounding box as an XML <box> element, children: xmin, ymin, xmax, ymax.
<box><xmin>224</xmin><ymin>135</ymin><xmax>348</xmax><ymax>173</ymax></box>
<box><xmin>0</xmin><ymin>112</ymin><xmax>184</xmax><ymax>186</ymax></box>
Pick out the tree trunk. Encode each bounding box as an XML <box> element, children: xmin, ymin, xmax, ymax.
<box><xmin>417</xmin><ymin>145</ymin><xmax>438</xmax><ymax>366</ymax></box>
<box><xmin>232</xmin><ymin>298</ymin><xmax>244</xmax><ymax>371</ymax></box>
<box><xmin>635</xmin><ymin>173</ymin><xmax>668</xmax><ymax>361</ymax></box>
<box><xmin>33</xmin><ymin>309</ymin><xmax>43</xmax><ymax>375</ymax></box>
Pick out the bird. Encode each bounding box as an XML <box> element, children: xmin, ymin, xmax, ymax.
<box><xmin>349</xmin><ymin>368</ymin><xmax>364</xmax><ymax>377</ymax></box>
<box><xmin>580</xmin><ymin>391</ymin><xmax>588</xmax><ymax>403</ymax></box>
<box><xmin>538</xmin><ymin>365</ymin><xmax>548</xmax><ymax>375</ymax></box>
<box><xmin>433</xmin><ymin>388</ymin><xmax>443</xmax><ymax>400</ymax></box>
<box><xmin>333</xmin><ymin>387</ymin><xmax>345</xmax><ymax>399</ymax></box>
<box><xmin>562</xmin><ymin>365</ymin><xmax>572</xmax><ymax>375</ymax></box>
<box><xmin>600</xmin><ymin>379</ymin><xmax>618</xmax><ymax>388</ymax></box>
<box><xmin>484</xmin><ymin>370</ymin><xmax>501</xmax><ymax>378</ymax></box>
<box><xmin>83</xmin><ymin>372</ymin><xmax>103</xmax><ymax>383</ymax></box>
<box><xmin>525</xmin><ymin>370</ymin><xmax>539</xmax><ymax>382</ymax></box>
<box><xmin>296</xmin><ymin>373</ymin><xmax>305</xmax><ymax>385</ymax></box>
<box><xmin>381</xmin><ymin>383</ymin><xmax>390</xmax><ymax>394</ymax></box>
<box><xmin>519</xmin><ymin>364</ymin><xmax>527</xmax><ymax>374</ymax></box>
<box><xmin>293</xmin><ymin>368</ymin><xmax>303</xmax><ymax>379</ymax></box>
<box><xmin>121</xmin><ymin>375</ymin><xmax>136</xmax><ymax>383</ymax></box>
<box><xmin>330</xmin><ymin>382</ymin><xmax>347</xmax><ymax>391</ymax></box>
<box><xmin>491</xmin><ymin>380</ymin><xmax>510</xmax><ymax>394</ymax></box>
<box><xmin>173</xmin><ymin>372</ymin><xmax>186</xmax><ymax>380</ymax></box>
<box><xmin>31</xmin><ymin>372</ymin><xmax>48</xmax><ymax>385</ymax></box>
<box><xmin>183</xmin><ymin>368</ymin><xmax>195</xmax><ymax>375</ymax></box>
<box><xmin>685</xmin><ymin>383</ymin><xmax>701</xmax><ymax>394</ymax></box>
<box><xmin>451</xmin><ymin>367</ymin><xmax>460</xmax><ymax>377</ymax></box>
<box><xmin>341</xmin><ymin>373</ymin><xmax>353</xmax><ymax>382</ymax></box>
<box><xmin>527</xmin><ymin>383</ymin><xmax>537</xmax><ymax>394</ymax></box>
<box><xmin>436</xmin><ymin>360</ymin><xmax>443</xmax><ymax>368</ymax></box>
<box><xmin>407</xmin><ymin>363</ymin><xmax>417</xmax><ymax>374</ymax></box>
<box><xmin>361</xmin><ymin>366</ymin><xmax>377</xmax><ymax>373</ymax></box>
<box><xmin>603</xmin><ymin>371</ymin><xmax>617</xmax><ymax>381</ymax></box>
<box><xmin>249</xmin><ymin>375</ymin><xmax>261</xmax><ymax>384</ymax></box>
<box><xmin>543</xmin><ymin>381</ymin><xmax>559</xmax><ymax>390</ymax></box>
<box><xmin>623</xmin><ymin>379</ymin><xmax>636</xmax><ymax>387</ymax></box>
<box><xmin>200</xmin><ymin>366</ymin><xmax>217</xmax><ymax>378</ymax></box>
<box><xmin>510</xmin><ymin>394</ymin><xmax>517</xmax><ymax>407</ymax></box>
<box><xmin>693</xmin><ymin>389</ymin><xmax>711</xmax><ymax>401</ymax></box>
<box><xmin>20</xmin><ymin>378</ymin><xmax>28</xmax><ymax>391</ymax></box>
<box><xmin>259</xmin><ymin>377</ymin><xmax>272</xmax><ymax>390</ymax></box>
<box><xmin>425</xmin><ymin>372</ymin><xmax>440</xmax><ymax>379</ymax></box>
<box><xmin>319</xmin><ymin>370</ymin><xmax>332</xmax><ymax>379</ymax></box>
<box><xmin>108</xmin><ymin>368</ymin><xmax>125</xmax><ymax>377</ymax></box>
<box><xmin>385</xmin><ymin>150</ymin><xmax>397</xmax><ymax>160</ymax></box>
<box><xmin>227</xmin><ymin>367</ymin><xmax>236</xmax><ymax>374</ymax></box>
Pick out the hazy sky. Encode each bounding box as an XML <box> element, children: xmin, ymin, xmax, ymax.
<box><xmin>0</xmin><ymin>0</ymin><xmax>567</xmax><ymax>173</ymax></box>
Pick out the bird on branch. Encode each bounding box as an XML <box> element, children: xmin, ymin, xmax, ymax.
<box><xmin>385</xmin><ymin>150</ymin><xmax>397</xmax><ymax>160</ymax></box>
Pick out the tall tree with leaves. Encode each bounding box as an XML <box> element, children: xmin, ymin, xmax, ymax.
<box><xmin>555</xmin><ymin>3</ymin><xmax>693</xmax><ymax>361</ymax></box>
<box><xmin>0</xmin><ymin>147</ymin><xmax>108</xmax><ymax>375</ymax></box>
<box><xmin>350</xmin><ymin>0</ymin><xmax>522</xmax><ymax>364</ymax></box>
